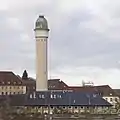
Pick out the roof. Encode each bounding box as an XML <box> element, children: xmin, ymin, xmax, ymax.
<box><xmin>113</xmin><ymin>89</ymin><xmax>120</xmax><ymax>96</ymax></box>
<box><xmin>8</xmin><ymin>91</ymin><xmax>112</xmax><ymax>107</ymax></box>
<box><xmin>35</xmin><ymin>15</ymin><xmax>49</xmax><ymax>31</ymax></box>
<box><xmin>0</xmin><ymin>71</ymin><xmax>23</xmax><ymax>86</ymax></box>
<box><xmin>68</xmin><ymin>85</ymin><xmax>117</xmax><ymax>97</ymax></box>
<box><xmin>22</xmin><ymin>77</ymin><xmax>36</xmax><ymax>85</ymax></box>
<box><xmin>48</xmin><ymin>79</ymin><xmax>68</xmax><ymax>90</ymax></box>
<box><xmin>96</xmin><ymin>85</ymin><xmax>117</xmax><ymax>96</ymax></box>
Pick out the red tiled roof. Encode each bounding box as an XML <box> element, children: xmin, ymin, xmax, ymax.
<box><xmin>48</xmin><ymin>79</ymin><xmax>68</xmax><ymax>90</ymax></box>
<box><xmin>0</xmin><ymin>71</ymin><xmax>23</xmax><ymax>86</ymax></box>
<box><xmin>68</xmin><ymin>85</ymin><xmax>117</xmax><ymax>96</ymax></box>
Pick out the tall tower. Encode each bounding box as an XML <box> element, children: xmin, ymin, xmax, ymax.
<box><xmin>34</xmin><ymin>15</ymin><xmax>49</xmax><ymax>91</ymax></box>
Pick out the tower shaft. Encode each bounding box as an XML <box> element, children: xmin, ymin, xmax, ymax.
<box><xmin>36</xmin><ymin>37</ymin><xmax>48</xmax><ymax>91</ymax></box>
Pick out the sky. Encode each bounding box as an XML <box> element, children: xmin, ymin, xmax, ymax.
<box><xmin>0</xmin><ymin>0</ymin><xmax>120</xmax><ymax>88</ymax></box>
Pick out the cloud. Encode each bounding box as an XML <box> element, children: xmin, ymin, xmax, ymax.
<box><xmin>0</xmin><ymin>0</ymin><xmax>120</xmax><ymax>88</ymax></box>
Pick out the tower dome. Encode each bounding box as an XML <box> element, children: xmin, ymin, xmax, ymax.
<box><xmin>35</xmin><ymin>15</ymin><xmax>49</xmax><ymax>30</ymax></box>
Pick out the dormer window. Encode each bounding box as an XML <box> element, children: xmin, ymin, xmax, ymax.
<box><xmin>14</xmin><ymin>82</ymin><xmax>16</xmax><ymax>84</ymax></box>
<box><xmin>110</xmin><ymin>93</ymin><xmax>112</xmax><ymax>96</ymax></box>
<box><xmin>50</xmin><ymin>94</ymin><xmax>53</xmax><ymax>98</ymax></box>
<box><xmin>39</xmin><ymin>94</ymin><xmax>42</xmax><ymax>98</ymax></box>
<box><xmin>30</xmin><ymin>94</ymin><xmax>33</xmax><ymax>99</ymax></box>
<box><xmin>42</xmin><ymin>94</ymin><xmax>45</xmax><ymax>98</ymax></box>
<box><xmin>8</xmin><ymin>81</ymin><xmax>10</xmax><ymax>84</ymax></box>
<box><xmin>58</xmin><ymin>95</ymin><xmax>62</xmax><ymax>98</ymax></box>
<box><xmin>53</xmin><ymin>94</ymin><xmax>56</xmax><ymax>98</ymax></box>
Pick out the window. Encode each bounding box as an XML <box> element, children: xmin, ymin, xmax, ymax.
<box><xmin>53</xmin><ymin>94</ymin><xmax>56</xmax><ymax>98</ymax></box>
<box><xmin>115</xmin><ymin>98</ymin><xmax>118</xmax><ymax>102</ymax></box>
<box><xmin>58</xmin><ymin>95</ymin><xmax>62</xmax><ymax>98</ymax></box>
<box><xmin>105</xmin><ymin>98</ymin><xmax>108</xmax><ymax>101</ymax></box>
<box><xmin>75</xmin><ymin>107</ymin><xmax>77</xmax><ymax>109</ymax></box>
<box><xmin>9</xmin><ymin>86</ymin><xmax>11</xmax><ymax>89</ymax></box>
<box><xmin>63</xmin><ymin>107</ymin><xmax>65</xmax><ymax>109</ymax></box>
<box><xmin>13</xmin><ymin>92</ymin><xmax>15</xmax><ymax>94</ymax></box>
<box><xmin>110</xmin><ymin>98</ymin><xmax>113</xmax><ymax>101</ymax></box>
<box><xmin>5</xmin><ymin>92</ymin><xmax>7</xmax><ymax>95</ymax></box>
<box><xmin>39</xmin><ymin>94</ymin><xmax>42</xmax><ymax>98</ymax></box>
<box><xmin>110</xmin><ymin>93</ymin><xmax>112</xmax><ymax>96</ymax></box>
<box><xmin>69</xmin><ymin>107</ymin><xmax>71</xmax><ymax>109</ymax></box>
<box><xmin>57</xmin><ymin>106</ymin><xmax>59</xmax><ymax>108</ymax></box>
<box><xmin>14</xmin><ymin>82</ymin><xmax>16</xmax><ymax>85</ymax></box>
<box><xmin>50</xmin><ymin>94</ymin><xmax>53</xmax><ymax>98</ymax></box>
<box><xmin>17</xmin><ymin>86</ymin><xmax>19</xmax><ymax>89</ymax></box>
<box><xmin>2</xmin><ymin>92</ymin><xmax>4</xmax><ymax>95</ymax></box>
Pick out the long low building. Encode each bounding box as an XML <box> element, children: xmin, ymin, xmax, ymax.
<box><xmin>1</xmin><ymin>91</ymin><xmax>112</xmax><ymax>107</ymax></box>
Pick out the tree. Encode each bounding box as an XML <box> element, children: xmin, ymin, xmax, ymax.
<box><xmin>22</xmin><ymin>70</ymin><xmax>28</xmax><ymax>79</ymax></box>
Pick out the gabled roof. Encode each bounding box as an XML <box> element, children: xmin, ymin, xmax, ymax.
<box><xmin>48</xmin><ymin>79</ymin><xmax>68</xmax><ymax>90</ymax></box>
<box><xmin>0</xmin><ymin>71</ymin><xmax>23</xmax><ymax>86</ymax></box>
<box><xmin>68</xmin><ymin>85</ymin><xmax>117</xmax><ymax>96</ymax></box>
<box><xmin>68</xmin><ymin>86</ymin><xmax>98</xmax><ymax>92</ymax></box>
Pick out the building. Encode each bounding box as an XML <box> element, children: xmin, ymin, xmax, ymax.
<box><xmin>34</xmin><ymin>15</ymin><xmax>49</xmax><ymax>91</ymax></box>
<box><xmin>0</xmin><ymin>15</ymin><xmax>115</xmax><ymax>115</ymax></box>
<box><xmin>9</xmin><ymin>91</ymin><xmax>112</xmax><ymax>114</ymax></box>
<box><xmin>0</xmin><ymin>71</ymin><xmax>26</xmax><ymax>95</ymax></box>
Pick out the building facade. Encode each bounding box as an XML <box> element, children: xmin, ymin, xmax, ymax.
<box><xmin>0</xmin><ymin>71</ymin><xmax>26</xmax><ymax>95</ymax></box>
<box><xmin>9</xmin><ymin>91</ymin><xmax>112</xmax><ymax>114</ymax></box>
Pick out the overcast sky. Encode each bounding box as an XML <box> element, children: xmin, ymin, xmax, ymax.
<box><xmin>0</xmin><ymin>0</ymin><xmax>120</xmax><ymax>88</ymax></box>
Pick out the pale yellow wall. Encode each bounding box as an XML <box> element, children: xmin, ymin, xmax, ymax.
<box><xmin>27</xmin><ymin>106</ymin><xmax>108</xmax><ymax>114</ymax></box>
<box><xmin>0</xmin><ymin>85</ymin><xmax>26</xmax><ymax>95</ymax></box>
